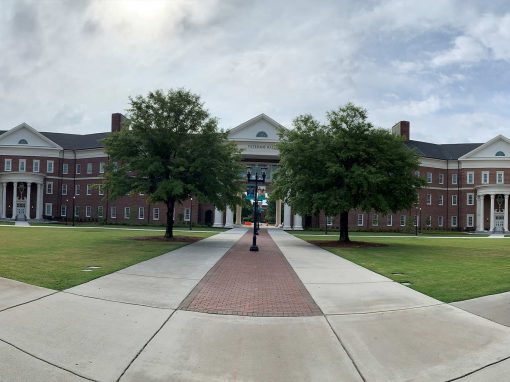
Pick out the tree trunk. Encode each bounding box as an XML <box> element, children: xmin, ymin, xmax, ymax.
<box><xmin>339</xmin><ymin>211</ymin><xmax>350</xmax><ymax>242</ymax></box>
<box><xmin>165</xmin><ymin>198</ymin><xmax>175</xmax><ymax>239</ymax></box>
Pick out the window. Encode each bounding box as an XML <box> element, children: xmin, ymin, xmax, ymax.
<box><xmin>86</xmin><ymin>206</ymin><xmax>92</xmax><ymax>217</ymax></box>
<box><xmin>372</xmin><ymin>214</ymin><xmax>379</xmax><ymax>226</ymax></box>
<box><xmin>75</xmin><ymin>184</ymin><xmax>80</xmax><ymax>195</ymax></box>
<box><xmin>451</xmin><ymin>215</ymin><xmax>458</xmax><ymax>227</ymax></box>
<box><xmin>47</xmin><ymin>160</ymin><xmax>54</xmax><ymax>173</ymax></box>
<box><xmin>426</xmin><ymin>216</ymin><xmax>432</xmax><ymax>227</ymax></box>
<box><xmin>62</xmin><ymin>184</ymin><xmax>68</xmax><ymax>196</ymax></box>
<box><xmin>452</xmin><ymin>194</ymin><xmax>458</xmax><ymax>206</ymax></box>
<box><xmin>76</xmin><ymin>163</ymin><xmax>81</xmax><ymax>174</ymax></box>
<box><xmin>467</xmin><ymin>193</ymin><xmax>474</xmax><ymax>206</ymax></box>
<box><xmin>18</xmin><ymin>139</ymin><xmax>28</xmax><ymax>144</ymax></box>
<box><xmin>184</xmin><ymin>208</ymin><xmax>191</xmax><ymax>221</ymax></box>
<box><xmin>124</xmin><ymin>207</ymin><xmax>131</xmax><ymax>219</ymax></box>
<box><xmin>497</xmin><ymin>171</ymin><xmax>504</xmax><ymax>184</ymax></box>
<box><xmin>482</xmin><ymin>171</ymin><xmax>489</xmax><ymax>184</ymax></box>
<box><xmin>62</xmin><ymin>163</ymin><xmax>69</xmax><ymax>174</ymax></box>
<box><xmin>97</xmin><ymin>206</ymin><xmax>104</xmax><ymax>218</ymax></box>
<box><xmin>153</xmin><ymin>207</ymin><xmax>160</xmax><ymax>220</ymax></box>
<box><xmin>44</xmin><ymin>203</ymin><xmax>52</xmax><ymax>216</ymax></box>
<box><xmin>467</xmin><ymin>214</ymin><xmax>474</xmax><ymax>228</ymax></box>
<box><xmin>99</xmin><ymin>162</ymin><xmax>105</xmax><ymax>174</ymax></box>
<box><xmin>61</xmin><ymin>205</ymin><xmax>67</xmax><ymax>217</ymax></box>
<box><xmin>467</xmin><ymin>171</ymin><xmax>474</xmax><ymax>185</ymax></box>
<box><xmin>110</xmin><ymin>206</ymin><xmax>117</xmax><ymax>219</ymax></box>
<box><xmin>98</xmin><ymin>184</ymin><xmax>104</xmax><ymax>196</ymax></box>
<box><xmin>74</xmin><ymin>206</ymin><xmax>80</xmax><ymax>217</ymax></box>
<box><xmin>400</xmin><ymin>215</ymin><xmax>406</xmax><ymax>227</ymax></box>
<box><xmin>495</xmin><ymin>151</ymin><xmax>506</xmax><ymax>157</ymax></box>
<box><xmin>438</xmin><ymin>216</ymin><xmax>444</xmax><ymax>227</ymax></box>
<box><xmin>438</xmin><ymin>195</ymin><xmax>444</xmax><ymax>206</ymax></box>
<box><xmin>452</xmin><ymin>173</ymin><xmax>458</xmax><ymax>185</ymax></box>
<box><xmin>46</xmin><ymin>182</ymin><xmax>53</xmax><ymax>195</ymax></box>
<box><xmin>326</xmin><ymin>216</ymin><xmax>333</xmax><ymax>226</ymax></box>
<box><xmin>357</xmin><ymin>214</ymin><xmax>364</xmax><ymax>226</ymax></box>
<box><xmin>415</xmin><ymin>170</ymin><xmax>420</xmax><ymax>177</ymax></box>
<box><xmin>86</xmin><ymin>184</ymin><xmax>92</xmax><ymax>195</ymax></box>
<box><xmin>256</xmin><ymin>131</ymin><xmax>268</xmax><ymax>138</ymax></box>
<box><xmin>386</xmin><ymin>215</ymin><xmax>393</xmax><ymax>226</ymax></box>
<box><xmin>439</xmin><ymin>174</ymin><xmax>444</xmax><ymax>184</ymax></box>
<box><xmin>19</xmin><ymin>159</ymin><xmax>26</xmax><ymax>172</ymax></box>
<box><xmin>33</xmin><ymin>159</ymin><xmax>40</xmax><ymax>173</ymax></box>
<box><xmin>138</xmin><ymin>207</ymin><xmax>145</xmax><ymax>220</ymax></box>
<box><xmin>86</xmin><ymin>163</ymin><xmax>93</xmax><ymax>174</ymax></box>
<box><xmin>426</xmin><ymin>172</ymin><xmax>432</xmax><ymax>184</ymax></box>
<box><xmin>413</xmin><ymin>215</ymin><xmax>418</xmax><ymax>227</ymax></box>
<box><xmin>426</xmin><ymin>194</ymin><xmax>432</xmax><ymax>205</ymax></box>
<box><xmin>4</xmin><ymin>159</ymin><xmax>12</xmax><ymax>172</ymax></box>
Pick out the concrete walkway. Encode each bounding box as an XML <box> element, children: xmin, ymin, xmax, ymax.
<box><xmin>1</xmin><ymin>228</ymin><xmax>510</xmax><ymax>381</ymax></box>
<box><xmin>453</xmin><ymin>291</ymin><xmax>510</xmax><ymax>327</ymax></box>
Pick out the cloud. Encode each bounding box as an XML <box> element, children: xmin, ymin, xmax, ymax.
<box><xmin>431</xmin><ymin>36</ymin><xmax>489</xmax><ymax>67</ymax></box>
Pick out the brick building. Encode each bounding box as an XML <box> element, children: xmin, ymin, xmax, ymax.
<box><xmin>0</xmin><ymin>114</ymin><xmax>508</xmax><ymax>232</ymax></box>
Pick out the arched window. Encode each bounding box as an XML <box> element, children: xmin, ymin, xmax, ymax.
<box><xmin>256</xmin><ymin>131</ymin><xmax>268</xmax><ymax>138</ymax></box>
<box><xmin>495</xmin><ymin>151</ymin><xmax>506</xmax><ymax>157</ymax></box>
<box><xmin>18</xmin><ymin>139</ymin><xmax>28</xmax><ymax>144</ymax></box>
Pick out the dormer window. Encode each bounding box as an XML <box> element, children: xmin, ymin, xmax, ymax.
<box><xmin>495</xmin><ymin>151</ymin><xmax>506</xmax><ymax>157</ymax></box>
<box><xmin>18</xmin><ymin>139</ymin><xmax>28</xmax><ymax>144</ymax></box>
<box><xmin>256</xmin><ymin>131</ymin><xmax>268</xmax><ymax>138</ymax></box>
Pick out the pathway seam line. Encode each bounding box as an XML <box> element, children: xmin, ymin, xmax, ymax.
<box><xmin>447</xmin><ymin>354</ymin><xmax>510</xmax><ymax>381</ymax></box>
<box><xmin>61</xmin><ymin>291</ymin><xmax>174</xmax><ymax>310</ymax></box>
<box><xmin>0</xmin><ymin>291</ymin><xmax>59</xmax><ymax>313</ymax></box>
<box><xmin>325</xmin><ymin>302</ymin><xmax>445</xmax><ymax>316</ymax></box>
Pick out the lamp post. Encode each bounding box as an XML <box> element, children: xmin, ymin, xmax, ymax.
<box><xmin>65</xmin><ymin>198</ymin><xmax>69</xmax><ymax>225</ymax></box>
<box><xmin>72</xmin><ymin>196</ymin><xmax>76</xmax><ymax>227</ymax></box>
<box><xmin>419</xmin><ymin>207</ymin><xmax>422</xmax><ymax>234</ymax></box>
<box><xmin>246</xmin><ymin>166</ymin><xmax>266</xmax><ymax>252</ymax></box>
<box><xmin>415</xmin><ymin>204</ymin><xmax>419</xmax><ymax>236</ymax></box>
<box><xmin>189</xmin><ymin>197</ymin><xmax>193</xmax><ymax>231</ymax></box>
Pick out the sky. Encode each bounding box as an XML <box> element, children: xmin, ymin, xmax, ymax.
<box><xmin>1</xmin><ymin>0</ymin><xmax>510</xmax><ymax>143</ymax></box>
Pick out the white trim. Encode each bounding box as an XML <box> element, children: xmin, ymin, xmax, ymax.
<box><xmin>0</xmin><ymin>123</ymin><xmax>63</xmax><ymax>149</ymax></box>
<box><xmin>110</xmin><ymin>206</ymin><xmax>117</xmax><ymax>219</ymax></box>
<box><xmin>86</xmin><ymin>205</ymin><xmax>92</xmax><ymax>218</ymax></box>
<box><xmin>459</xmin><ymin>135</ymin><xmax>510</xmax><ymax>160</ymax></box>
<box><xmin>153</xmin><ymin>207</ymin><xmax>160</xmax><ymax>221</ymax></box>
<box><xmin>138</xmin><ymin>206</ymin><xmax>145</xmax><ymax>220</ymax></box>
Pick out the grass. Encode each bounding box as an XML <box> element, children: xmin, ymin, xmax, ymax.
<box><xmin>295</xmin><ymin>233</ymin><xmax>510</xmax><ymax>302</ymax></box>
<box><xmin>0</xmin><ymin>226</ymin><xmax>217</xmax><ymax>290</ymax></box>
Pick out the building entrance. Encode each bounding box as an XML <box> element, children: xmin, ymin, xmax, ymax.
<box><xmin>16</xmin><ymin>201</ymin><xmax>26</xmax><ymax>220</ymax></box>
<box><xmin>494</xmin><ymin>212</ymin><xmax>504</xmax><ymax>232</ymax></box>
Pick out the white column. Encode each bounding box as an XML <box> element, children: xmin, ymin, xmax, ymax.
<box><xmin>293</xmin><ymin>213</ymin><xmax>303</xmax><ymax>230</ymax></box>
<box><xmin>235</xmin><ymin>205</ymin><xmax>242</xmax><ymax>225</ymax></box>
<box><xmin>26</xmin><ymin>183</ymin><xmax>31</xmax><ymax>220</ymax></box>
<box><xmin>224</xmin><ymin>206</ymin><xmax>234</xmax><ymax>228</ymax></box>
<box><xmin>505</xmin><ymin>194</ymin><xmax>509</xmax><ymax>232</ymax></box>
<box><xmin>213</xmin><ymin>207</ymin><xmax>224</xmax><ymax>228</ymax></box>
<box><xmin>11</xmin><ymin>181</ymin><xmax>17</xmax><ymax>219</ymax></box>
<box><xmin>283</xmin><ymin>203</ymin><xmax>292</xmax><ymax>230</ymax></box>
<box><xmin>0</xmin><ymin>182</ymin><xmax>4</xmax><ymax>219</ymax></box>
<box><xmin>36</xmin><ymin>183</ymin><xmax>43</xmax><ymax>220</ymax></box>
<box><xmin>490</xmin><ymin>194</ymin><xmax>495</xmax><ymax>232</ymax></box>
<box><xmin>479</xmin><ymin>194</ymin><xmax>485</xmax><ymax>231</ymax></box>
<box><xmin>275</xmin><ymin>199</ymin><xmax>282</xmax><ymax>227</ymax></box>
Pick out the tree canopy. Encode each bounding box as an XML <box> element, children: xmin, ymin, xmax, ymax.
<box><xmin>104</xmin><ymin>89</ymin><xmax>244</xmax><ymax>238</ymax></box>
<box><xmin>272</xmin><ymin>103</ymin><xmax>423</xmax><ymax>242</ymax></box>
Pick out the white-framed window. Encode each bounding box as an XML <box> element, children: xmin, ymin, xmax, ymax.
<box><xmin>386</xmin><ymin>215</ymin><xmax>393</xmax><ymax>226</ymax></box>
<box><xmin>33</xmin><ymin>159</ymin><xmax>40</xmax><ymax>173</ymax></box>
<box><xmin>44</xmin><ymin>203</ymin><xmax>52</xmax><ymax>216</ymax></box>
<box><xmin>99</xmin><ymin>162</ymin><xmax>105</xmax><ymax>174</ymax></box>
<box><xmin>467</xmin><ymin>193</ymin><xmax>474</xmax><ymax>205</ymax></box>
<box><xmin>60</xmin><ymin>205</ymin><xmax>67</xmax><ymax>217</ymax></box>
<box><xmin>153</xmin><ymin>207</ymin><xmax>160</xmax><ymax>220</ymax></box>
<box><xmin>47</xmin><ymin>160</ymin><xmax>54</xmax><ymax>173</ymax></box>
<box><xmin>497</xmin><ymin>171</ymin><xmax>504</xmax><ymax>184</ymax></box>
<box><xmin>438</xmin><ymin>216</ymin><xmax>444</xmax><ymax>227</ymax></box>
<box><xmin>452</xmin><ymin>173</ymin><xmax>458</xmax><ymax>185</ymax></box>
<box><xmin>74</xmin><ymin>206</ymin><xmax>80</xmax><ymax>217</ymax></box>
<box><xmin>97</xmin><ymin>205</ymin><xmax>104</xmax><ymax>218</ymax></box>
<box><xmin>19</xmin><ymin>159</ymin><xmax>26</xmax><ymax>172</ymax></box>
<box><xmin>87</xmin><ymin>163</ymin><xmax>93</xmax><ymax>174</ymax></box>
<box><xmin>451</xmin><ymin>215</ymin><xmax>458</xmax><ymax>227</ymax></box>
<box><xmin>372</xmin><ymin>214</ymin><xmax>379</xmax><ymax>226</ymax></box>
<box><xmin>86</xmin><ymin>184</ymin><xmax>92</xmax><ymax>195</ymax></box>
<box><xmin>413</xmin><ymin>215</ymin><xmax>419</xmax><ymax>227</ymax></box>
<box><xmin>98</xmin><ymin>184</ymin><xmax>104</xmax><ymax>196</ymax></box>
<box><xmin>467</xmin><ymin>214</ymin><xmax>474</xmax><ymax>228</ymax></box>
<box><xmin>184</xmin><ymin>208</ymin><xmax>191</xmax><ymax>221</ymax></box>
<box><xmin>400</xmin><ymin>215</ymin><xmax>406</xmax><ymax>227</ymax></box>
<box><xmin>124</xmin><ymin>207</ymin><xmax>131</xmax><ymax>219</ymax></box>
<box><xmin>110</xmin><ymin>206</ymin><xmax>117</xmax><ymax>219</ymax></box>
<box><xmin>46</xmin><ymin>181</ymin><xmax>53</xmax><ymax>195</ymax></box>
<box><xmin>86</xmin><ymin>205</ymin><xmax>92</xmax><ymax>217</ymax></box>
<box><xmin>357</xmin><ymin>214</ymin><xmax>364</xmax><ymax>226</ymax></box>
<box><xmin>62</xmin><ymin>184</ymin><xmax>68</xmax><ymax>196</ymax></box>
<box><xmin>426</xmin><ymin>194</ymin><xmax>432</xmax><ymax>205</ymax></box>
<box><xmin>415</xmin><ymin>170</ymin><xmax>420</xmax><ymax>177</ymax></box>
<box><xmin>138</xmin><ymin>207</ymin><xmax>145</xmax><ymax>220</ymax></box>
<box><xmin>426</xmin><ymin>216</ymin><xmax>432</xmax><ymax>227</ymax></box>
<box><xmin>438</xmin><ymin>195</ymin><xmax>444</xmax><ymax>206</ymax></box>
<box><xmin>467</xmin><ymin>171</ymin><xmax>474</xmax><ymax>185</ymax></box>
<box><xmin>426</xmin><ymin>172</ymin><xmax>433</xmax><ymax>184</ymax></box>
<box><xmin>452</xmin><ymin>194</ymin><xmax>458</xmax><ymax>206</ymax></box>
<box><xmin>76</xmin><ymin>163</ymin><xmax>81</xmax><ymax>174</ymax></box>
<box><xmin>439</xmin><ymin>173</ymin><xmax>444</xmax><ymax>184</ymax></box>
<box><xmin>74</xmin><ymin>185</ymin><xmax>80</xmax><ymax>196</ymax></box>
<box><xmin>4</xmin><ymin>159</ymin><xmax>12</xmax><ymax>172</ymax></box>
<box><xmin>62</xmin><ymin>163</ymin><xmax>69</xmax><ymax>174</ymax></box>
<box><xmin>326</xmin><ymin>216</ymin><xmax>333</xmax><ymax>226</ymax></box>
<box><xmin>482</xmin><ymin>171</ymin><xmax>489</xmax><ymax>184</ymax></box>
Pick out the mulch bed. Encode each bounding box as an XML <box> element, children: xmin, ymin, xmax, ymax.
<box><xmin>309</xmin><ymin>240</ymin><xmax>387</xmax><ymax>248</ymax></box>
<box><xmin>130</xmin><ymin>236</ymin><xmax>201</xmax><ymax>243</ymax></box>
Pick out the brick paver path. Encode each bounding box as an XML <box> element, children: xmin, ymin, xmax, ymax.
<box><xmin>179</xmin><ymin>229</ymin><xmax>322</xmax><ymax>317</ymax></box>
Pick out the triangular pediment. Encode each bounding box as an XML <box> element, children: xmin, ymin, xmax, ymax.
<box><xmin>0</xmin><ymin>123</ymin><xmax>62</xmax><ymax>149</ymax></box>
<box><xmin>459</xmin><ymin>135</ymin><xmax>510</xmax><ymax>160</ymax></box>
<box><xmin>228</xmin><ymin>114</ymin><xmax>287</xmax><ymax>142</ymax></box>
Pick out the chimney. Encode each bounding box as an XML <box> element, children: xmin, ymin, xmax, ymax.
<box><xmin>392</xmin><ymin>121</ymin><xmax>410</xmax><ymax>141</ymax></box>
<box><xmin>111</xmin><ymin>113</ymin><xmax>125</xmax><ymax>133</ymax></box>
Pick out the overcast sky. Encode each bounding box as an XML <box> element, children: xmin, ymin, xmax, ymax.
<box><xmin>1</xmin><ymin>0</ymin><xmax>510</xmax><ymax>143</ymax></box>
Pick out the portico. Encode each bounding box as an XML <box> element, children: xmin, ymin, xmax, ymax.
<box><xmin>476</xmin><ymin>185</ymin><xmax>510</xmax><ymax>233</ymax></box>
<box><xmin>0</xmin><ymin>173</ymin><xmax>44</xmax><ymax>221</ymax></box>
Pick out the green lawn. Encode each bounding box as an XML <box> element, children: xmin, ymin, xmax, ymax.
<box><xmin>0</xmin><ymin>226</ymin><xmax>217</xmax><ymax>290</ymax></box>
<box><xmin>296</xmin><ymin>233</ymin><xmax>510</xmax><ymax>302</ymax></box>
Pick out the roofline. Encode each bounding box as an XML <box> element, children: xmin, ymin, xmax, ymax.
<box><xmin>227</xmin><ymin>114</ymin><xmax>289</xmax><ymax>136</ymax></box>
<box><xmin>458</xmin><ymin>134</ymin><xmax>510</xmax><ymax>160</ymax></box>
<box><xmin>0</xmin><ymin>123</ymin><xmax>63</xmax><ymax>150</ymax></box>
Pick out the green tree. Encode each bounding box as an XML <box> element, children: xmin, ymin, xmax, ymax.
<box><xmin>272</xmin><ymin>103</ymin><xmax>423</xmax><ymax>242</ymax></box>
<box><xmin>104</xmin><ymin>89</ymin><xmax>244</xmax><ymax>239</ymax></box>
